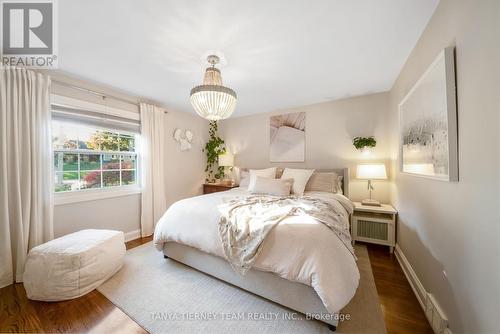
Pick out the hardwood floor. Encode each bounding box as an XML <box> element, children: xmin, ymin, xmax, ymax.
<box><xmin>0</xmin><ymin>237</ymin><xmax>432</xmax><ymax>333</ymax></box>
<box><xmin>0</xmin><ymin>237</ymin><xmax>152</xmax><ymax>334</ymax></box>
<box><xmin>367</xmin><ymin>243</ymin><xmax>433</xmax><ymax>334</ymax></box>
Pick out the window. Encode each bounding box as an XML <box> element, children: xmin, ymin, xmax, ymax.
<box><xmin>53</xmin><ymin>120</ymin><xmax>138</xmax><ymax>193</ymax></box>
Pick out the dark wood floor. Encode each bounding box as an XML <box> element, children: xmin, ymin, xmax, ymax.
<box><xmin>367</xmin><ymin>244</ymin><xmax>433</xmax><ymax>334</ymax></box>
<box><xmin>0</xmin><ymin>237</ymin><xmax>432</xmax><ymax>334</ymax></box>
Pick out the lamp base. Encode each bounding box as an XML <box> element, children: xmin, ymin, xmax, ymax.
<box><xmin>361</xmin><ymin>199</ymin><xmax>382</xmax><ymax>206</ymax></box>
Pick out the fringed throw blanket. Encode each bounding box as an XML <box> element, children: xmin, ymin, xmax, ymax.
<box><xmin>218</xmin><ymin>195</ymin><xmax>355</xmax><ymax>275</ymax></box>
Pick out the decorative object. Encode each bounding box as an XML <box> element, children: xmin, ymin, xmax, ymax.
<box><xmin>351</xmin><ymin>202</ymin><xmax>397</xmax><ymax>253</ymax></box>
<box><xmin>173</xmin><ymin>128</ymin><xmax>194</xmax><ymax>151</ymax></box>
<box><xmin>270</xmin><ymin>112</ymin><xmax>306</xmax><ymax>162</ymax></box>
<box><xmin>356</xmin><ymin>164</ymin><xmax>387</xmax><ymax>206</ymax></box>
<box><xmin>218</xmin><ymin>152</ymin><xmax>235</xmax><ymax>185</ymax></box>
<box><xmin>353</xmin><ymin>136</ymin><xmax>377</xmax><ymax>155</ymax></box>
<box><xmin>190</xmin><ymin>55</ymin><xmax>237</xmax><ymax>121</ymax></box>
<box><xmin>399</xmin><ymin>47</ymin><xmax>458</xmax><ymax>181</ymax></box>
<box><xmin>203</xmin><ymin>121</ymin><xmax>225</xmax><ymax>182</ymax></box>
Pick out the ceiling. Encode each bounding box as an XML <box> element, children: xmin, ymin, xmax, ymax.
<box><xmin>58</xmin><ymin>0</ymin><xmax>439</xmax><ymax>117</ymax></box>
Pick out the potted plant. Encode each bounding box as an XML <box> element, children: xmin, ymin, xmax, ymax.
<box><xmin>203</xmin><ymin>121</ymin><xmax>226</xmax><ymax>183</ymax></box>
<box><xmin>353</xmin><ymin>136</ymin><xmax>377</xmax><ymax>154</ymax></box>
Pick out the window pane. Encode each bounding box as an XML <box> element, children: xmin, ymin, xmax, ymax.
<box><xmin>54</xmin><ymin>172</ymin><xmax>79</xmax><ymax>192</ymax></box>
<box><xmin>80</xmin><ymin>129</ymin><xmax>102</xmax><ymax>151</ymax></box>
<box><xmin>102</xmin><ymin>154</ymin><xmax>120</xmax><ymax>170</ymax></box>
<box><xmin>103</xmin><ymin>171</ymin><xmax>120</xmax><ymax>187</ymax></box>
<box><xmin>121</xmin><ymin>170</ymin><xmax>136</xmax><ymax>185</ymax></box>
<box><xmin>80</xmin><ymin>154</ymin><xmax>101</xmax><ymax>170</ymax></box>
<box><xmin>119</xmin><ymin>135</ymin><xmax>135</xmax><ymax>152</ymax></box>
<box><xmin>52</xmin><ymin>121</ymin><xmax>79</xmax><ymax>150</ymax></box>
<box><xmin>52</xmin><ymin>119</ymin><xmax>138</xmax><ymax>194</ymax></box>
<box><xmin>100</xmin><ymin>132</ymin><xmax>119</xmax><ymax>151</ymax></box>
<box><xmin>62</xmin><ymin>153</ymin><xmax>78</xmax><ymax>171</ymax></box>
<box><xmin>80</xmin><ymin>171</ymin><xmax>102</xmax><ymax>189</ymax></box>
<box><xmin>121</xmin><ymin>154</ymin><xmax>136</xmax><ymax>170</ymax></box>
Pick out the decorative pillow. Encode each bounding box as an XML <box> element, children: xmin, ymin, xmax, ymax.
<box><xmin>247</xmin><ymin>167</ymin><xmax>277</xmax><ymax>190</ymax></box>
<box><xmin>250</xmin><ymin>177</ymin><xmax>293</xmax><ymax>196</ymax></box>
<box><xmin>334</xmin><ymin>176</ymin><xmax>344</xmax><ymax>195</ymax></box>
<box><xmin>280</xmin><ymin>168</ymin><xmax>315</xmax><ymax>195</ymax></box>
<box><xmin>305</xmin><ymin>172</ymin><xmax>343</xmax><ymax>194</ymax></box>
<box><xmin>239</xmin><ymin>170</ymin><xmax>250</xmax><ymax>187</ymax></box>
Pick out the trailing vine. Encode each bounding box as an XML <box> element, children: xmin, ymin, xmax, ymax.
<box><xmin>203</xmin><ymin>121</ymin><xmax>226</xmax><ymax>182</ymax></box>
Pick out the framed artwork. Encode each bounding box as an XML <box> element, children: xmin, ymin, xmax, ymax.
<box><xmin>269</xmin><ymin>112</ymin><xmax>305</xmax><ymax>162</ymax></box>
<box><xmin>399</xmin><ymin>47</ymin><xmax>458</xmax><ymax>181</ymax></box>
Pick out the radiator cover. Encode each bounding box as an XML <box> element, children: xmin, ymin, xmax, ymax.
<box><xmin>356</xmin><ymin>219</ymin><xmax>388</xmax><ymax>241</ymax></box>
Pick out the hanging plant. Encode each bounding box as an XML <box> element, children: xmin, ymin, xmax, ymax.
<box><xmin>203</xmin><ymin>121</ymin><xmax>226</xmax><ymax>182</ymax></box>
<box><xmin>353</xmin><ymin>136</ymin><xmax>377</xmax><ymax>150</ymax></box>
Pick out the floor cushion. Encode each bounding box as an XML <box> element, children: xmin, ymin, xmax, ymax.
<box><xmin>23</xmin><ymin>229</ymin><xmax>125</xmax><ymax>301</ymax></box>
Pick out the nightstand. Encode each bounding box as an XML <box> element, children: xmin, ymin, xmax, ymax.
<box><xmin>351</xmin><ymin>202</ymin><xmax>397</xmax><ymax>253</ymax></box>
<box><xmin>203</xmin><ymin>183</ymin><xmax>238</xmax><ymax>194</ymax></box>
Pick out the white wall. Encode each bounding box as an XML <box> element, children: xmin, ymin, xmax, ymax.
<box><xmin>163</xmin><ymin>110</ymin><xmax>208</xmax><ymax>208</ymax></box>
<box><xmin>388</xmin><ymin>0</ymin><xmax>500</xmax><ymax>333</ymax></box>
<box><xmin>54</xmin><ymin>194</ymin><xmax>141</xmax><ymax>238</ymax></box>
<box><xmin>219</xmin><ymin>92</ymin><xmax>393</xmax><ymax>202</ymax></box>
<box><xmin>50</xmin><ymin>72</ymin><xmax>209</xmax><ymax>238</ymax></box>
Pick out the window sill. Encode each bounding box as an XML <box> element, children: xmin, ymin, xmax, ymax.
<box><xmin>54</xmin><ymin>186</ymin><xmax>141</xmax><ymax>206</ymax></box>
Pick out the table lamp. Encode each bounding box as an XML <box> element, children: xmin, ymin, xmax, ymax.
<box><xmin>218</xmin><ymin>152</ymin><xmax>235</xmax><ymax>186</ymax></box>
<box><xmin>356</xmin><ymin>163</ymin><xmax>387</xmax><ymax>206</ymax></box>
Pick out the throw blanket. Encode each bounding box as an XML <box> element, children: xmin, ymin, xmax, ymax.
<box><xmin>218</xmin><ymin>195</ymin><xmax>355</xmax><ymax>275</ymax></box>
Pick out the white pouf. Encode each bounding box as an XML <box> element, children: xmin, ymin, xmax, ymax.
<box><xmin>23</xmin><ymin>229</ymin><xmax>126</xmax><ymax>301</ymax></box>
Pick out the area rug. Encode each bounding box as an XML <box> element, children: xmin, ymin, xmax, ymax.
<box><xmin>98</xmin><ymin>242</ymin><xmax>386</xmax><ymax>334</ymax></box>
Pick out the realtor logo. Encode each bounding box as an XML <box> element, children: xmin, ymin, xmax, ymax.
<box><xmin>1</xmin><ymin>0</ymin><xmax>58</xmax><ymax>67</ymax></box>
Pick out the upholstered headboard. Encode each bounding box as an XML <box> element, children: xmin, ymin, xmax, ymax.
<box><xmin>237</xmin><ymin>167</ymin><xmax>350</xmax><ymax>198</ymax></box>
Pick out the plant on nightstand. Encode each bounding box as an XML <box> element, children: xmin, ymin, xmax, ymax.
<box><xmin>353</xmin><ymin>136</ymin><xmax>377</xmax><ymax>154</ymax></box>
<box><xmin>203</xmin><ymin>121</ymin><xmax>226</xmax><ymax>183</ymax></box>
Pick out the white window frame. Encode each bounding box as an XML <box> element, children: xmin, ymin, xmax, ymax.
<box><xmin>51</xmin><ymin>94</ymin><xmax>141</xmax><ymax>206</ymax></box>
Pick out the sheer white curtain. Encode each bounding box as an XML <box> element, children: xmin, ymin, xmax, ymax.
<box><xmin>0</xmin><ymin>68</ymin><xmax>53</xmax><ymax>288</ymax></box>
<box><xmin>140</xmin><ymin>103</ymin><xmax>167</xmax><ymax>236</ymax></box>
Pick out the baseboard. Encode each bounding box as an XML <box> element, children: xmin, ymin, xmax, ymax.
<box><xmin>394</xmin><ymin>244</ymin><xmax>451</xmax><ymax>334</ymax></box>
<box><xmin>124</xmin><ymin>229</ymin><xmax>141</xmax><ymax>242</ymax></box>
<box><xmin>394</xmin><ymin>244</ymin><xmax>427</xmax><ymax>311</ymax></box>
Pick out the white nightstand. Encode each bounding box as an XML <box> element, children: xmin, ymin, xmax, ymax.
<box><xmin>351</xmin><ymin>202</ymin><xmax>397</xmax><ymax>253</ymax></box>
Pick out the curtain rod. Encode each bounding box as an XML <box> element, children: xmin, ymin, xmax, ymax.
<box><xmin>52</xmin><ymin>80</ymin><xmax>168</xmax><ymax>113</ymax></box>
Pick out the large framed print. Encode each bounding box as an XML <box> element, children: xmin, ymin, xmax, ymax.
<box><xmin>399</xmin><ymin>47</ymin><xmax>458</xmax><ymax>181</ymax></box>
<box><xmin>269</xmin><ymin>112</ymin><xmax>305</xmax><ymax>162</ymax></box>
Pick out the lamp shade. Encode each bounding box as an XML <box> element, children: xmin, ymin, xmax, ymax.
<box><xmin>356</xmin><ymin>164</ymin><xmax>387</xmax><ymax>179</ymax></box>
<box><xmin>218</xmin><ymin>152</ymin><xmax>234</xmax><ymax>167</ymax></box>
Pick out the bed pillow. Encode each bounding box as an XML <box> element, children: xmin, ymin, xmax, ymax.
<box><xmin>247</xmin><ymin>167</ymin><xmax>277</xmax><ymax>189</ymax></box>
<box><xmin>239</xmin><ymin>170</ymin><xmax>250</xmax><ymax>187</ymax></box>
<box><xmin>280</xmin><ymin>168</ymin><xmax>315</xmax><ymax>195</ymax></box>
<box><xmin>334</xmin><ymin>175</ymin><xmax>344</xmax><ymax>195</ymax></box>
<box><xmin>305</xmin><ymin>172</ymin><xmax>343</xmax><ymax>194</ymax></box>
<box><xmin>249</xmin><ymin>177</ymin><xmax>293</xmax><ymax>196</ymax></box>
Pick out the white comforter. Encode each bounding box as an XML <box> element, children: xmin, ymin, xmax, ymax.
<box><xmin>153</xmin><ymin>188</ymin><xmax>360</xmax><ymax>313</ymax></box>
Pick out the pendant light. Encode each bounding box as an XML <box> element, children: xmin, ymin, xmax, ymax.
<box><xmin>190</xmin><ymin>55</ymin><xmax>237</xmax><ymax>120</ymax></box>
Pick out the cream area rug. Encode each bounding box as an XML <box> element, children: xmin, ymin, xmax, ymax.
<box><xmin>97</xmin><ymin>242</ymin><xmax>386</xmax><ymax>334</ymax></box>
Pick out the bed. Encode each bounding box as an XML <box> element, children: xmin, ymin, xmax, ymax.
<box><xmin>153</xmin><ymin>168</ymin><xmax>358</xmax><ymax>331</ymax></box>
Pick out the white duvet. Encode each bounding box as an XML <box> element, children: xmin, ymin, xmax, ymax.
<box><xmin>153</xmin><ymin>188</ymin><xmax>360</xmax><ymax>313</ymax></box>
